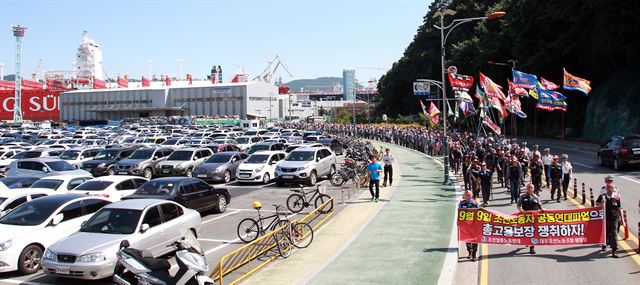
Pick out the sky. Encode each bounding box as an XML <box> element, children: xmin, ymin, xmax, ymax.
<box><xmin>0</xmin><ymin>0</ymin><xmax>429</xmax><ymax>83</ymax></box>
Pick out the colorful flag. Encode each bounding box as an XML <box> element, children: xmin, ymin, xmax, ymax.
<box><xmin>505</xmin><ymin>95</ymin><xmax>527</xmax><ymax>119</ymax></box>
<box><xmin>141</xmin><ymin>76</ymin><xmax>150</xmax><ymax>87</ymax></box>
<box><xmin>419</xmin><ymin>99</ymin><xmax>429</xmax><ymax>116</ymax></box>
<box><xmin>528</xmin><ymin>82</ymin><xmax>540</xmax><ymax>100</ymax></box>
<box><xmin>479</xmin><ymin>73</ymin><xmax>506</xmax><ymax>101</ymax></box>
<box><xmin>455</xmin><ymin>90</ymin><xmax>474</xmax><ymax>102</ymax></box>
<box><xmin>449</xmin><ymin>73</ymin><xmax>474</xmax><ymax>102</ymax></box>
<box><xmin>508</xmin><ymin>80</ymin><xmax>528</xmax><ymax>97</ymax></box>
<box><xmin>536</xmin><ymin>88</ymin><xmax>567</xmax><ymax>111</ymax></box>
<box><xmin>490</xmin><ymin>96</ymin><xmax>508</xmax><ymax>122</ymax></box>
<box><xmin>428</xmin><ymin>102</ymin><xmax>440</xmax><ymax>116</ymax></box>
<box><xmin>483</xmin><ymin>116</ymin><xmax>502</xmax><ymax>135</ymax></box>
<box><xmin>563</xmin><ymin>68</ymin><xmax>591</xmax><ymax>95</ymax></box>
<box><xmin>512</xmin><ymin>69</ymin><xmax>538</xmax><ymax>89</ymax></box>
<box><xmin>459</xmin><ymin>101</ymin><xmax>477</xmax><ymax>117</ymax></box>
<box><xmin>540</xmin><ymin>77</ymin><xmax>559</xmax><ymax>90</ymax></box>
<box><xmin>117</xmin><ymin>76</ymin><xmax>128</xmax><ymax>88</ymax></box>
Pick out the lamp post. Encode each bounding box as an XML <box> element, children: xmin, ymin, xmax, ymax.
<box><xmin>434</xmin><ymin>9</ymin><xmax>505</xmax><ymax>185</ymax></box>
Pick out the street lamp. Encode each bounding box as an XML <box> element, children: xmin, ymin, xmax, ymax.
<box><xmin>434</xmin><ymin>9</ymin><xmax>505</xmax><ymax>185</ymax></box>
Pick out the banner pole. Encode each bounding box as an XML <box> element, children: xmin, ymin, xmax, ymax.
<box><xmin>561</xmin><ymin>111</ymin><xmax>565</xmax><ymax>146</ymax></box>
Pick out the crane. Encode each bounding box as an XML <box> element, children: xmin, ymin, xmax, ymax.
<box><xmin>253</xmin><ymin>55</ymin><xmax>293</xmax><ymax>84</ymax></box>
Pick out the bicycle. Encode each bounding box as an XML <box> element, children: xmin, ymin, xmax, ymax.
<box><xmin>236</xmin><ymin>203</ymin><xmax>314</xmax><ymax>250</ymax></box>
<box><xmin>286</xmin><ymin>184</ymin><xmax>333</xmax><ymax>214</ymax></box>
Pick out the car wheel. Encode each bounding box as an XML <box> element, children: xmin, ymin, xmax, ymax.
<box><xmin>186</xmin><ymin>168</ymin><xmax>193</xmax><ymax>177</ymax></box>
<box><xmin>307</xmin><ymin>171</ymin><xmax>317</xmax><ymax>186</ymax></box>
<box><xmin>107</xmin><ymin>168</ymin><xmax>115</xmax><ymax>176</ymax></box>
<box><xmin>613</xmin><ymin>158</ymin><xmax>621</xmax><ymax>171</ymax></box>
<box><xmin>263</xmin><ymin>173</ymin><xmax>271</xmax><ymax>184</ymax></box>
<box><xmin>18</xmin><ymin>244</ymin><xmax>43</xmax><ymax>275</ymax></box>
<box><xmin>143</xmin><ymin>168</ymin><xmax>153</xmax><ymax>179</ymax></box>
<box><xmin>223</xmin><ymin>170</ymin><xmax>231</xmax><ymax>183</ymax></box>
<box><xmin>214</xmin><ymin>195</ymin><xmax>227</xmax><ymax>213</ymax></box>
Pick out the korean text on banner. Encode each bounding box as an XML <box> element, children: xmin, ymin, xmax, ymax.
<box><xmin>457</xmin><ymin>207</ymin><xmax>605</xmax><ymax>246</ymax></box>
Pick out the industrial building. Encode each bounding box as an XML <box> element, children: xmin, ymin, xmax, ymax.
<box><xmin>59</xmin><ymin>81</ymin><xmax>280</xmax><ymax>121</ymax></box>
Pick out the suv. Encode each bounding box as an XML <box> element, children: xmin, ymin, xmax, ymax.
<box><xmin>5</xmin><ymin>158</ymin><xmax>92</xmax><ymax>178</ymax></box>
<box><xmin>81</xmin><ymin>148</ymin><xmax>137</xmax><ymax>176</ymax></box>
<box><xmin>155</xmin><ymin>148</ymin><xmax>213</xmax><ymax>177</ymax></box>
<box><xmin>236</xmin><ymin>151</ymin><xmax>286</xmax><ymax>184</ymax></box>
<box><xmin>275</xmin><ymin>147</ymin><xmax>337</xmax><ymax>186</ymax></box>
<box><xmin>246</xmin><ymin>142</ymin><xmax>286</xmax><ymax>155</ymax></box>
<box><xmin>114</xmin><ymin>147</ymin><xmax>174</xmax><ymax>179</ymax></box>
<box><xmin>597</xmin><ymin>135</ymin><xmax>640</xmax><ymax>170</ymax></box>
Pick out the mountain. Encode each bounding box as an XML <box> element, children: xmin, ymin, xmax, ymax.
<box><xmin>285</xmin><ymin>77</ymin><xmax>363</xmax><ymax>92</ymax></box>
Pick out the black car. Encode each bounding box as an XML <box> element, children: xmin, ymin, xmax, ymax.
<box><xmin>81</xmin><ymin>147</ymin><xmax>137</xmax><ymax>176</ymax></box>
<box><xmin>317</xmin><ymin>138</ymin><xmax>343</xmax><ymax>155</ymax></box>
<box><xmin>124</xmin><ymin>177</ymin><xmax>230</xmax><ymax>214</ymax></box>
<box><xmin>597</xmin><ymin>135</ymin><xmax>640</xmax><ymax>170</ymax></box>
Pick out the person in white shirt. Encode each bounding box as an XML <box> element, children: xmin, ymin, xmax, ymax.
<box><xmin>561</xmin><ymin>154</ymin><xmax>573</xmax><ymax>199</ymax></box>
<box><xmin>541</xmin><ymin>148</ymin><xmax>553</xmax><ymax>188</ymax></box>
<box><xmin>382</xmin><ymin>148</ymin><xmax>395</xmax><ymax>187</ymax></box>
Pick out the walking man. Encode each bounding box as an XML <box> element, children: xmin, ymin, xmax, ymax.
<box><xmin>507</xmin><ymin>156</ymin><xmax>524</xmax><ymax>204</ymax></box>
<box><xmin>479</xmin><ymin>162</ymin><xmax>493</xmax><ymax>206</ymax></box>
<box><xmin>517</xmin><ymin>183</ymin><xmax>544</xmax><ymax>254</ymax></box>
<box><xmin>541</xmin><ymin>148</ymin><xmax>553</xmax><ymax>188</ymax></box>
<box><xmin>596</xmin><ymin>178</ymin><xmax>622</xmax><ymax>258</ymax></box>
<box><xmin>529</xmin><ymin>152</ymin><xmax>544</xmax><ymax>195</ymax></box>
<box><xmin>561</xmin><ymin>154</ymin><xmax>573</xmax><ymax>200</ymax></box>
<box><xmin>367</xmin><ymin>154</ymin><xmax>383</xmax><ymax>202</ymax></box>
<box><xmin>550</xmin><ymin>156</ymin><xmax>563</xmax><ymax>202</ymax></box>
<box><xmin>459</xmin><ymin>190</ymin><xmax>480</xmax><ymax>261</ymax></box>
<box><xmin>381</xmin><ymin>148</ymin><xmax>395</xmax><ymax>187</ymax></box>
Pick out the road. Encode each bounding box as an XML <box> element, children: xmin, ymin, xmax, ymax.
<box><xmin>0</xmin><ymin>173</ymin><xmax>347</xmax><ymax>285</ymax></box>
<box><xmin>455</xmin><ymin>138</ymin><xmax>640</xmax><ymax>285</ymax></box>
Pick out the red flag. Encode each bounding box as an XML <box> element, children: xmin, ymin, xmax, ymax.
<box><xmin>482</xmin><ymin>116</ymin><xmax>502</xmax><ymax>135</ymax></box>
<box><xmin>490</xmin><ymin>96</ymin><xmax>508</xmax><ymax>121</ymax></box>
<box><xmin>117</xmin><ymin>76</ymin><xmax>128</xmax><ymax>88</ymax></box>
<box><xmin>141</xmin><ymin>76</ymin><xmax>150</xmax><ymax>87</ymax></box>
<box><xmin>540</xmin><ymin>77</ymin><xmax>559</xmax><ymax>90</ymax></box>
<box><xmin>479</xmin><ymin>72</ymin><xmax>506</xmax><ymax>101</ymax></box>
<box><xmin>419</xmin><ymin>99</ymin><xmax>428</xmax><ymax>116</ymax></box>
<box><xmin>508</xmin><ymin>80</ymin><xmax>528</xmax><ymax>97</ymax></box>
<box><xmin>428</xmin><ymin>102</ymin><xmax>441</xmax><ymax>116</ymax></box>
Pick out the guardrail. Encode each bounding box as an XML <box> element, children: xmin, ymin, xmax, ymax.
<box><xmin>211</xmin><ymin>197</ymin><xmax>335</xmax><ymax>285</ymax></box>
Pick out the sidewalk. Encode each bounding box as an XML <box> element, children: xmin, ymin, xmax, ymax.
<box><xmin>243</xmin><ymin>141</ymin><xmax>457</xmax><ymax>285</ymax></box>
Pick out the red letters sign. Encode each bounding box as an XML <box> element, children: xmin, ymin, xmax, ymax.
<box><xmin>458</xmin><ymin>207</ymin><xmax>605</xmax><ymax>246</ymax></box>
<box><xmin>0</xmin><ymin>89</ymin><xmax>61</xmax><ymax>121</ymax></box>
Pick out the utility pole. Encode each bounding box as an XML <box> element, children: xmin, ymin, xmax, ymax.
<box><xmin>12</xmin><ymin>25</ymin><xmax>26</xmax><ymax>122</ymax></box>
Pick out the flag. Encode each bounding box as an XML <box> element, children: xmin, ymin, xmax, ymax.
<box><xmin>449</xmin><ymin>73</ymin><xmax>474</xmax><ymax>101</ymax></box>
<box><xmin>540</xmin><ymin>77</ymin><xmax>559</xmax><ymax>90</ymax></box>
<box><xmin>490</xmin><ymin>96</ymin><xmax>508</xmax><ymax>122</ymax></box>
<box><xmin>117</xmin><ymin>76</ymin><xmax>128</xmax><ymax>88</ymax></box>
<box><xmin>447</xmin><ymin>100</ymin><xmax>455</xmax><ymax>117</ymax></box>
<box><xmin>537</xmin><ymin>88</ymin><xmax>568</xmax><ymax>111</ymax></box>
<box><xmin>455</xmin><ymin>90</ymin><xmax>474</xmax><ymax>102</ymax></box>
<box><xmin>459</xmin><ymin>101</ymin><xmax>477</xmax><ymax>117</ymax></box>
<box><xmin>141</xmin><ymin>76</ymin><xmax>150</xmax><ymax>87</ymax></box>
<box><xmin>505</xmin><ymin>95</ymin><xmax>527</xmax><ymax>119</ymax></box>
<box><xmin>528</xmin><ymin>82</ymin><xmax>540</xmax><ymax>100</ymax></box>
<box><xmin>419</xmin><ymin>99</ymin><xmax>428</xmax><ymax>116</ymax></box>
<box><xmin>479</xmin><ymin>72</ymin><xmax>506</xmax><ymax>101</ymax></box>
<box><xmin>563</xmin><ymin>68</ymin><xmax>591</xmax><ymax>95</ymax></box>
<box><xmin>508</xmin><ymin>80</ymin><xmax>528</xmax><ymax>97</ymax></box>
<box><xmin>428</xmin><ymin>102</ymin><xmax>440</xmax><ymax>128</ymax></box>
<box><xmin>483</xmin><ymin>116</ymin><xmax>502</xmax><ymax>135</ymax></box>
<box><xmin>512</xmin><ymin>69</ymin><xmax>538</xmax><ymax>89</ymax></box>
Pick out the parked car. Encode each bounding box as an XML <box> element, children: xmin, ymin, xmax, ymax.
<box><xmin>114</xmin><ymin>147</ymin><xmax>174</xmax><ymax>179</ymax></box>
<box><xmin>236</xmin><ymin>151</ymin><xmax>286</xmax><ymax>184</ymax></box>
<box><xmin>160</xmin><ymin>138</ymin><xmax>189</xmax><ymax>148</ymax></box>
<box><xmin>235</xmin><ymin>136</ymin><xmax>264</xmax><ymax>151</ymax></box>
<box><xmin>154</xmin><ymin>148</ymin><xmax>213</xmax><ymax>177</ymax></box>
<box><xmin>317</xmin><ymin>138</ymin><xmax>344</xmax><ymax>155</ymax></box>
<box><xmin>26</xmin><ymin>174</ymin><xmax>94</xmax><ymax>194</ymax></box>
<box><xmin>193</xmin><ymin>152</ymin><xmax>248</xmax><ymax>183</ymax></box>
<box><xmin>69</xmin><ymin>176</ymin><xmax>148</xmax><ymax>201</ymax></box>
<box><xmin>5</xmin><ymin>158</ymin><xmax>92</xmax><ymax>178</ymax></box>
<box><xmin>10</xmin><ymin>149</ymin><xmax>64</xmax><ymax>159</ymax></box>
<box><xmin>124</xmin><ymin>177</ymin><xmax>229</xmax><ymax>213</ymax></box>
<box><xmin>0</xmin><ymin>176</ymin><xmax>39</xmax><ymax>189</ymax></box>
<box><xmin>275</xmin><ymin>146</ymin><xmax>337</xmax><ymax>186</ymax></box>
<box><xmin>0</xmin><ymin>189</ymin><xmax>50</xmax><ymax>217</ymax></box>
<box><xmin>81</xmin><ymin>147</ymin><xmax>137</xmax><ymax>176</ymax></box>
<box><xmin>203</xmin><ymin>143</ymin><xmax>241</xmax><ymax>154</ymax></box>
<box><xmin>42</xmin><ymin>199</ymin><xmax>202</xmax><ymax>280</ymax></box>
<box><xmin>597</xmin><ymin>135</ymin><xmax>640</xmax><ymax>170</ymax></box>
<box><xmin>0</xmin><ymin>194</ymin><xmax>111</xmax><ymax>274</ymax></box>
<box><xmin>59</xmin><ymin>148</ymin><xmax>103</xmax><ymax>168</ymax></box>
<box><xmin>246</xmin><ymin>142</ymin><xmax>286</xmax><ymax>155</ymax></box>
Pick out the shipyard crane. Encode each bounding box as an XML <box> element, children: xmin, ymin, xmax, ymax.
<box><xmin>253</xmin><ymin>55</ymin><xmax>293</xmax><ymax>84</ymax></box>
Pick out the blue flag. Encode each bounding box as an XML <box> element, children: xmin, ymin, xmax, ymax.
<box><xmin>536</xmin><ymin>88</ymin><xmax>567</xmax><ymax>111</ymax></box>
<box><xmin>512</xmin><ymin>69</ymin><xmax>538</xmax><ymax>89</ymax></box>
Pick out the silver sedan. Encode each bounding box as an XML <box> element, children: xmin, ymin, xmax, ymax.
<box><xmin>192</xmin><ymin>152</ymin><xmax>248</xmax><ymax>183</ymax></box>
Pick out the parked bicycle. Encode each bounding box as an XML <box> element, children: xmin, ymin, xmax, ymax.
<box><xmin>286</xmin><ymin>184</ymin><xmax>333</xmax><ymax>214</ymax></box>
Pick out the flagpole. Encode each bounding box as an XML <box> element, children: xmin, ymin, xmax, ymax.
<box><xmin>561</xmin><ymin>111</ymin><xmax>564</xmax><ymax>146</ymax></box>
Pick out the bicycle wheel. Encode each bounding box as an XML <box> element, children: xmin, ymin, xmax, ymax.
<box><xmin>329</xmin><ymin>172</ymin><xmax>345</xmax><ymax>186</ymax></box>
<box><xmin>237</xmin><ymin>218</ymin><xmax>260</xmax><ymax>243</ymax></box>
<box><xmin>314</xmin><ymin>194</ymin><xmax>333</xmax><ymax>214</ymax></box>
<box><xmin>274</xmin><ymin>230</ymin><xmax>292</xmax><ymax>258</ymax></box>
<box><xmin>290</xmin><ymin>222</ymin><xmax>314</xmax><ymax>249</ymax></box>
<box><xmin>286</xmin><ymin>194</ymin><xmax>305</xmax><ymax>213</ymax></box>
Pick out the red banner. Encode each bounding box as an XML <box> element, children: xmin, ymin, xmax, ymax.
<box><xmin>117</xmin><ymin>76</ymin><xmax>128</xmax><ymax>88</ymax></box>
<box><xmin>448</xmin><ymin>73</ymin><xmax>474</xmax><ymax>89</ymax></box>
<box><xmin>458</xmin><ymin>207</ymin><xmax>605</xmax><ymax>246</ymax></box>
<box><xmin>21</xmin><ymin>79</ymin><xmax>44</xmax><ymax>90</ymax></box>
<box><xmin>141</xmin><ymin>76</ymin><xmax>150</xmax><ymax>87</ymax></box>
<box><xmin>0</xmin><ymin>89</ymin><xmax>60</xmax><ymax>121</ymax></box>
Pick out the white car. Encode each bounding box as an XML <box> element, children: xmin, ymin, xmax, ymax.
<box><xmin>0</xmin><ymin>150</ymin><xmax>22</xmax><ymax>173</ymax></box>
<box><xmin>25</xmin><ymin>174</ymin><xmax>94</xmax><ymax>194</ymax></box>
<box><xmin>235</xmin><ymin>151</ymin><xmax>286</xmax><ymax>184</ymax></box>
<box><xmin>69</xmin><ymin>176</ymin><xmax>148</xmax><ymax>201</ymax></box>
<box><xmin>235</xmin><ymin>136</ymin><xmax>264</xmax><ymax>151</ymax></box>
<box><xmin>0</xmin><ymin>194</ymin><xmax>111</xmax><ymax>274</ymax></box>
<box><xmin>59</xmin><ymin>148</ymin><xmax>103</xmax><ymax>168</ymax></box>
<box><xmin>0</xmin><ymin>189</ymin><xmax>50</xmax><ymax>217</ymax></box>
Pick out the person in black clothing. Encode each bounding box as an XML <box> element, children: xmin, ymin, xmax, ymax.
<box><xmin>519</xmin><ymin>150</ymin><xmax>529</xmax><ymax>186</ymax></box>
<box><xmin>459</xmin><ymin>190</ymin><xmax>480</xmax><ymax>261</ymax></box>
<box><xmin>496</xmin><ymin>150</ymin><xmax>506</xmax><ymax>187</ymax></box>
<box><xmin>596</xmin><ymin>179</ymin><xmax>622</xmax><ymax>258</ymax></box>
<box><xmin>462</xmin><ymin>155</ymin><xmax>471</xmax><ymax>191</ymax></box>
<box><xmin>549</xmin><ymin>156</ymin><xmax>563</xmax><ymax>202</ymax></box>
<box><xmin>451</xmin><ymin>144</ymin><xmax>463</xmax><ymax>175</ymax></box>
<box><xmin>517</xmin><ymin>183</ymin><xmax>544</xmax><ymax>254</ymax></box>
<box><xmin>478</xmin><ymin>162</ymin><xmax>493</xmax><ymax>206</ymax></box>
<box><xmin>507</xmin><ymin>156</ymin><xmax>524</xmax><ymax>204</ymax></box>
<box><xmin>529</xmin><ymin>152</ymin><xmax>544</xmax><ymax>195</ymax></box>
<box><xmin>468</xmin><ymin>160</ymin><xmax>481</xmax><ymax>199</ymax></box>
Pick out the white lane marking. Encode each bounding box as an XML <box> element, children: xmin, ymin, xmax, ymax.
<box><xmin>573</xmin><ymin>162</ymin><xmax>594</xmax><ymax>169</ymax></box>
<box><xmin>437</xmin><ymin>184</ymin><xmax>463</xmax><ymax>285</ymax></box>
<box><xmin>202</xmin><ymin>210</ymin><xmax>241</xmax><ymax>224</ymax></box>
<box><xmin>619</xmin><ymin>175</ymin><xmax>640</xmax><ymax>184</ymax></box>
<box><xmin>256</xmin><ymin>182</ymin><xmax>276</xmax><ymax>189</ymax></box>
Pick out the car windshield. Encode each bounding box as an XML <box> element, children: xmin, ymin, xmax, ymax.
<box><xmin>31</xmin><ymin>179</ymin><xmax>64</xmax><ymax>190</ymax></box>
<box><xmin>22</xmin><ymin>151</ymin><xmax>43</xmax><ymax>158</ymax></box>
<box><xmin>10</xmin><ymin>152</ymin><xmax>27</xmax><ymax>159</ymax></box>
<box><xmin>94</xmin><ymin>149</ymin><xmax>119</xmax><ymax>160</ymax></box>
<box><xmin>249</xmin><ymin>145</ymin><xmax>270</xmax><ymax>153</ymax></box>
<box><xmin>0</xmin><ymin>177</ymin><xmax>25</xmax><ymax>187</ymax></box>
<box><xmin>162</xmin><ymin>139</ymin><xmax>179</xmax><ymax>145</ymax></box>
<box><xmin>45</xmin><ymin>161</ymin><xmax>77</xmax><ymax>171</ymax></box>
<box><xmin>135</xmin><ymin>180</ymin><xmax>175</xmax><ymax>195</ymax></box>
<box><xmin>0</xmin><ymin>199</ymin><xmax>62</xmax><ymax>226</ymax></box>
<box><xmin>59</xmin><ymin>150</ymin><xmax>80</xmax><ymax>160</ymax></box>
<box><xmin>236</xmin><ymin>137</ymin><xmax>250</xmax><ymax>144</ymax></box>
<box><xmin>74</xmin><ymin>180</ymin><xmax>114</xmax><ymax>191</ymax></box>
<box><xmin>245</xmin><ymin>154</ymin><xmax>269</xmax><ymax>164</ymax></box>
<box><xmin>80</xmin><ymin>208</ymin><xmax>142</xmax><ymax>235</ymax></box>
<box><xmin>123</xmin><ymin>138</ymin><xmax>137</xmax><ymax>143</ymax></box>
<box><xmin>129</xmin><ymin>149</ymin><xmax>155</xmax><ymax>160</ymax></box>
<box><xmin>205</xmin><ymin>154</ymin><xmax>233</xmax><ymax>163</ymax></box>
<box><xmin>167</xmin><ymin>151</ymin><xmax>193</xmax><ymax>161</ymax></box>
<box><xmin>626</xmin><ymin>138</ymin><xmax>640</xmax><ymax>148</ymax></box>
<box><xmin>286</xmin><ymin>151</ymin><xmax>315</xmax><ymax>161</ymax></box>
